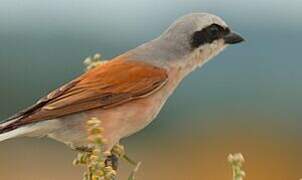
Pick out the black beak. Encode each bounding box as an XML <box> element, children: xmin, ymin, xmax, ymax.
<box><xmin>223</xmin><ymin>32</ymin><xmax>245</xmax><ymax>44</ymax></box>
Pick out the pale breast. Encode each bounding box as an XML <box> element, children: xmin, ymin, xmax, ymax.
<box><xmin>84</xmin><ymin>67</ymin><xmax>183</xmax><ymax>146</ymax></box>
<box><xmin>88</xmin><ymin>82</ymin><xmax>172</xmax><ymax>140</ymax></box>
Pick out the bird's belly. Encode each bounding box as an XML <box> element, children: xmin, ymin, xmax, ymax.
<box><xmin>88</xmin><ymin>85</ymin><xmax>172</xmax><ymax>141</ymax></box>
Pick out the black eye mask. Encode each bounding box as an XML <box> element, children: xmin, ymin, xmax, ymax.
<box><xmin>190</xmin><ymin>23</ymin><xmax>230</xmax><ymax>49</ymax></box>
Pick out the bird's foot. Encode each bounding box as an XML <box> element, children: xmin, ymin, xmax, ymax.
<box><xmin>110</xmin><ymin>144</ymin><xmax>139</xmax><ymax>167</ymax></box>
<box><xmin>103</xmin><ymin>144</ymin><xmax>125</xmax><ymax>171</ymax></box>
<box><xmin>74</xmin><ymin>145</ymin><xmax>94</xmax><ymax>153</ymax></box>
<box><xmin>111</xmin><ymin>144</ymin><xmax>125</xmax><ymax>158</ymax></box>
<box><xmin>110</xmin><ymin>144</ymin><xmax>141</xmax><ymax>180</ymax></box>
<box><xmin>72</xmin><ymin>145</ymin><xmax>95</xmax><ymax>166</ymax></box>
<box><xmin>105</xmin><ymin>154</ymin><xmax>119</xmax><ymax>171</ymax></box>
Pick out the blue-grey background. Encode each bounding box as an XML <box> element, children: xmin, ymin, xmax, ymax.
<box><xmin>0</xmin><ymin>0</ymin><xmax>301</xmax><ymax>179</ymax></box>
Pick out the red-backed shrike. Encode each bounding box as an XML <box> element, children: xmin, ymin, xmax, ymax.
<box><xmin>0</xmin><ymin>13</ymin><xmax>244</xmax><ymax>152</ymax></box>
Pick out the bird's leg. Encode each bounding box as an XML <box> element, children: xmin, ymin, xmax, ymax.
<box><xmin>74</xmin><ymin>145</ymin><xmax>93</xmax><ymax>153</ymax></box>
<box><xmin>72</xmin><ymin>145</ymin><xmax>94</xmax><ymax>166</ymax></box>
<box><xmin>104</xmin><ymin>143</ymin><xmax>125</xmax><ymax>171</ymax></box>
<box><xmin>105</xmin><ymin>154</ymin><xmax>119</xmax><ymax>170</ymax></box>
<box><xmin>110</xmin><ymin>144</ymin><xmax>141</xmax><ymax>180</ymax></box>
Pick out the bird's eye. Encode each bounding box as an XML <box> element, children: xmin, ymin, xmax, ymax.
<box><xmin>209</xmin><ymin>26</ymin><xmax>220</xmax><ymax>36</ymax></box>
<box><xmin>207</xmin><ymin>24</ymin><xmax>223</xmax><ymax>39</ymax></box>
<box><xmin>190</xmin><ymin>24</ymin><xmax>229</xmax><ymax>49</ymax></box>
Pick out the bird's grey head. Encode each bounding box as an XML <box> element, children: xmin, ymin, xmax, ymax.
<box><xmin>130</xmin><ymin>13</ymin><xmax>244</xmax><ymax>70</ymax></box>
<box><xmin>144</xmin><ymin>13</ymin><xmax>245</xmax><ymax>68</ymax></box>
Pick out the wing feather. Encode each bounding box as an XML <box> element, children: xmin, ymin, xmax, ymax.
<box><xmin>1</xmin><ymin>58</ymin><xmax>168</xmax><ymax>132</ymax></box>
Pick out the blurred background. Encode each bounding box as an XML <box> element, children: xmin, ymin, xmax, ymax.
<box><xmin>0</xmin><ymin>0</ymin><xmax>301</xmax><ymax>179</ymax></box>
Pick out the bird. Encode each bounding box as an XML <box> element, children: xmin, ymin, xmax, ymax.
<box><xmin>0</xmin><ymin>13</ymin><xmax>244</xmax><ymax>155</ymax></box>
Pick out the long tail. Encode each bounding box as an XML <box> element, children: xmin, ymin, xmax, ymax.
<box><xmin>0</xmin><ymin>118</ymin><xmax>34</xmax><ymax>142</ymax></box>
<box><xmin>0</xmin><ymin>95</ymin><xmax>57</xmax><ymax>142</ymax></box>
<box><xmin>0</xmin><ymin>126</ymin><xmax>34</xmax><ymax>142</ymax></box>
<box><xmin>0</xmin><ymin>118</ymin><xmax>62</xmax><ymax>142</ymax></box>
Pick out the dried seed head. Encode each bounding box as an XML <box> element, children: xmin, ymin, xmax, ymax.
<box><xmin>92</xmin><ymin>148</ymin><xmax>101</xmax><ymax>155</ymax></box>
<box><xmin>90</xmin><ymin>155</ymin><xmax>99</xmax><ymax>162</ymax></box>
<box><xmin>228</xmin><ymin>153</ymin><xmax>245</xmax><ymax>164</ymax></box>
<box><xmin>93</xmin><ymin>53</ymin><xmax>101</xmax><ymax>60</ymax></box>
<box><xmin>83</xmin><ymin>57</ymin><xmax>92</xmax><ymax>65</ymax></box>
<box><xmin>88</xmin><ymin>127</ymin><xmax>104</xmax><ymax>135</ymax></box>
<box><xmin>111</xmin><ymin>144</ymin><xmax>125</xmax><ymax>158</ymax></box>
<box><xmin>87</xmin><ymin>118</ymin><xmax>102</xmax><ymax>127</ymax></box>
